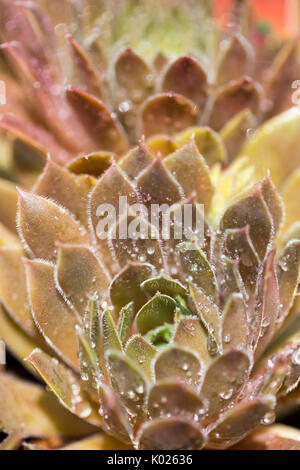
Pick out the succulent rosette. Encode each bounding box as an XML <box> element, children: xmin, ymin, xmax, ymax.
<box><xmin>0</xmin><ymin>0</ymin><xmax>299</xmax><ymax>451</ymax></box>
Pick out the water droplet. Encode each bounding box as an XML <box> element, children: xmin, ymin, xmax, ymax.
<box><xmin>119</xmin><ymin>100</ymin><xmax>131</xmax><ymax>113</ymax></box>
<box><xmin>261</xmin><ymin>410</ymin><xmax>275</xmax><ymax>425</ymax></box>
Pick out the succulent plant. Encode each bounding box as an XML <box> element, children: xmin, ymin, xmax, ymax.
<box><xmin>0</xmin><ymin>135</ymin><xmax>299</xmax><ymax>449</ymax></box>
<box><xmin>0</xmin><ymin>0</ymin><xmax>300</xmax><ymax>451</ymax></box>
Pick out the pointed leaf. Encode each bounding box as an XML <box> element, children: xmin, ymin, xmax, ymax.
<box><xmin>141</xmin><ymin>276</ymin><xmax>187</xmax><ymax>298</ymax></box>
<box><xmin>110</xmin><ymin>263</ymin><xmax>154</xmax><ymax>312</ymax></box>
<box><xmin>209</xmin><ymin>77</ymin><xmax>262</xmax><ymax>131</ymax></box>
<box><xmin>56</xmin><ymin>244</ymin><xmax>110</xmax><ymax>316</ymax></box>
<box><xmin>25</xmin><ymin>259</ymin><xmax>79</xmax><ymax>368</ymax></box>
<box><xmin>173</xmin><ymin>317</ymin><xmax>210</xmax><ymax>365</ymax></box>
<box><xmin>18</xmin><ymin>190</ymin><xmax>90</xmax><ymax>262</ymax></box>
<box><xmin>217</xmin><ymin>34</ymin><xmax>254</xmax><ymax>86</ymax></box>
<box><xmin>136</xmin><ymin>293</ymin><xmax>176</xmax><ymax>335</ymax></box>
<box><xmin>119</xmin><ymin>140</ymin><xmax>155</xmax><ymax>180</ymax></box>
<box><xmin>26</xmin><ymin>349</ymin><xmax>101</xmax><ymax>425</ymax></box>
<box><xmin>222</xmin><ymin>294</ymin><xmax>249</xmax><ymax>351</ymax></box>
<box><xmin>175</xmin><ymin>126</ymin><xmax>226</xmax><ymax>167</ymax></box>
<box><xmin>140</xmin><ymin>93</ymin><xmax>198</xmax><ymax>137</ymax></box>
<box><xmin>221</xmin><ymin>109</ymin><xmax>256</xmax><ymax>163</ymax></box>
<box><xmin>161</xmin><ymin>56</ymin><xmax>208</xmax><ymax>110</ymax></box>
<box><xmin>165</xmin><ymin>141</ymin><xmax>213</xmax><ymax>206</ymax></box>
<box><xmin>118</xmin><ymin>302</ymin><xmax>135</xmax><ymax>346</ymax></box>
<box><xmin>125</xmin><ymin>335</ymin><xmax>157</xmax><ymax>381</ymax></box>
<box><xmin>102</xmin><ymin>308</ymin><xmax>123</xmax><ymax>357</ymax></box>
<box><xmin>208</xmin><ymin>395</ymin><xmax>276</xmax><ymax>449</ymax></box>
<box><xmin>201</xmin><ymin>350</ymin><xmax>251</xmax><ymax>421</ymax></box>
<box><xmin>66</xmin><ymin>86</ymin><xmax>129</xmax><ymax>154</ymax></box>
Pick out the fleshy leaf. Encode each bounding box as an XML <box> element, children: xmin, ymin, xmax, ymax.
<box><xmin>281</xmin><ymin>169</ymin><xmax>300</xmax><ymax>234</ymax></box>
<box><xmin>136</xmin><ymin>293</ymin><xmax>176</xmax><ymax>335</ymax></box>
<box><xmin>118</xmin><ymin>302</ymin><xmax>135</xmax><ymax>346</ymax></box>
<box><xmin>161</xmin><ymin>56</ymin><xmax>208</xmax><ymax>111</ymax></box>
<box><xmin>220</xmin><ymin>109</ymin><xmax>256</xmax><ymax>163</ymax></box>
<box><xmin>148</xmin><ymin>380</ymin><xmax>207</xmax><ymax>421</ymax></box>
<box><xmin>178</xmin><ymin>242</ymin><xmax>216</xmax><ymax>299</ymax></box>
<box><xmin>0</xmin><ymin>247</ymin><xmax>34</xmax><ymax>335</ymax></box>
<box><xmin>147</xmin><ymin>134</ymin><xmax>177</xmax><ymax>158</ymax></box>
<box><xmin>0</xmin><ymin>372</ymin><xmax>95</xmax><ymax>438</ymax></box>
<box><xmin>110</xmin><ymin>263</ymin><xmax>154</xmax><ymax>313</ymax></box>
<box><xmin>140</xmin><ymin>93</ymin><xmax>198</xmax><ymax>137</ymax></box>
<box><xmin>67</xmin><ymin>35</ymin><xmax>105</xmax><ymax>99</ymax></box>
<box><xmin>0</xmin><ymin>178</ymin><xmax>18</xmax><ymax>233</ymax></box>
<box><xmin>106</xmin><ymin>351</ymin><xmax>147</xmax><ymax>417</ymax></box>
<box><xmin>98</xmin><ymin>383</ymin><xmax>133</xmax><ymax>444</ymax></box>
<box><xmin>200</xmin><ymin>350</ymin><xmax>251</xmax><ymax>421</ymax></box>
<box><xmin>217</xmin><ymin>34</ymin><xmax>254</xmax><ymax>86</ymax></box>
<box><xmin>141</xmin><ymin>275</ymin><xmax>187</xmax><ymax>298</ymax></box>
<box><xmin>26</xmin><ymin>349</ymin><xmax>101</xmax><ymax>425</ymax></box>
<box><xmin>56</xmin><ymin>244</ymin><xmax>110</xmax><ymax>316</ymax></box>
<box><xmin>102</xmin><ymin>308</ymin><xmax>123</xmax><ymax>358</ymax></box>
<box><xmin>125</xmin><ymin>335</ymin><xmax>157</xmax><ymax>381</ymax></box>
<box><xmin>66</xmin><ymin>86</ymin><xmax>129</xmax><ymax>155</ymax></box>
<box><xmin>173</xmin><ymin>317</ymin><xmax>210</xmax><ymax>365</ymax></box>
<box><xmin>231</xmin><ymin>425</ymin><xmax>300</xmax><ymax>450</ymax></box>
<box><xmin>277</xmin><ymin>240</ymin><xmax>300</xmax><ymax>326</ymax></box>
<box><xmin>18</xmin><ymin>190</ymin><xmax>90</xmax><ymax>262</ymax></box>
<box><xmin>222</xmin><ymin>294</ymin><xmax>249</xmax><ymax>351</ymax></box>
<box><xmin>189</xmin><ymin>283</ymin><xmax>222</xmax><ymax>354</ymax></box>
<box><xmin>208</xmin><ymin>77</ymin><xmax>262</xmax><ymax>131</ymax></box>
<box><xmin>67</xmin><ymin>152</ymin><xmax>113</xmax><ymax>178</ymax></box>
<box><xmin>25</xmin><ymin>259</ymin><xmax>79</xmax><ymax>368</ymax></box>
<box><xmin>175</xmin><ymin>127</ymin><xmax>226</xmax><ymax>167</ymax></box>
<box><xmin>154</xmin><ymin>346</ymin><xmax>202</xmax><ymax>390</ymax></box>
<box><xmin>138</xmin><ymin>417</ymin><xmax>206</xmax><ymax>450</ymax></box>
<box><xmin>119</xmin><ymin>139</ymin><xmax>155</xmax><ymax>180</ymax></box>
<box><xmin>208</xmin><ymin>395</ymin><xmax>276</xmax><ymax>449</ymax></box>
<box><xmin>164</xmin><ymin>141</ymin><xmax>213</xmax><ymax>206</ymax></box>
<box><xmin>33</xmin><ymin>158</ymin><xmax>94</xmax><ymax>227</ymax></box>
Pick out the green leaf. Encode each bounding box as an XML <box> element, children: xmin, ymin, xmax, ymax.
<box><xmin>125</xmin><ymin>335</ymin><xmax>157</xmax><ymax>381</ymax></box>
<box><xmin>136</xmin><ymin>293</ymin><xmax>176</xmax><ymax>335</ymax></box>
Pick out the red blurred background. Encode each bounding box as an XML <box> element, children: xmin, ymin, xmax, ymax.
<box><xmin>214</xmin><ymin>0</ymin><xmax>299</xmax><ymax>36</ymax></box>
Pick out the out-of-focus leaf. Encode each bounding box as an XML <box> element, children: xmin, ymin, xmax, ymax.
<box><xmin>147</xmin><ymin>135</ymin><xmax>177</xmax><ymax>158</ymax></box>
<box><xmin>25</xmin><ymin>259</ymin><xmax>79</xmax><ymax>369</ymax></box>
<box><xmin>67</xmin><ymin>35</ymin><xmax>105</xmax><ymax>99</ymax></box>
<box><xmin>281</xmin><ymin>169</ymin><xmax>300</xmax><ymax>234</ymax></box>
<box><xmin>66</xmin><ymin>86</ymin><xmax>129</xmax><ymax>155</ymax></box>
<box><xmin>200</xmin><ymin>350</ymin><xmax>251</xmax><ymax>422</ymax></box>
<box><xmin>56</xmin><ymin>243</ymin><xmax>110</xmax><ymax>316</ymax></box>
<box><xmin>217</xmin><ymin>34</ymin><xmax>254</xmax><ymax>86</ymax></box>
<box><xmin>0</xmin><ymin>372</ymin><xmax>96</xmax><ymax>438</ymax></box>
<box><xmin>136</xmin><ymin>293</ymin><xmax>176</xmax><ymax>335</ymax></box>
<box><xmin>220</xmin><ymin>109</ymin><xmax>256</xmax><ymax>163</ymax></box>
<box><xmin>125</xmin><ymin>335</ymin><xmax>157</xmax><ymax>381</ymax></box>
<box><xmin>231</xmin><ymin>424</ymin><xmax>300</xmax><ymax>450</ymax></box>
<box><xmin>154</xmin><ymin>346</ymin><xmax>202</xmax><ymax>390</ymax></box>
<box><xmin>209</xmin><ymin>77</ymin><xmax>262</xmax><ymax>131</ymax></box>
<box><xmin>18</xmin><ymin>190</ymin><xmax>89</xmax><ymax>262</ymax></box>
<box><xmin>0</xmin><ymin>178</ymin><xmax>18</xmax><ymax>233</ymax></box>
<box><xmin>0</xmin><ymin>247</ymin><xmax>34</xmax><ymax>335</ymax></box>
<box><xmin>241</xmin><ymin>107</ymin><xmax>300</xmax><ymax>187</ymax></box>
<box><xmin>161</xmin><ymin>56</ymin><xmax>208</xmax><ymax>111</ymax></box>
<box><xmin>26</xmin><ymin>349</ymin><xmax>101</xmax><ymax>425</ymax></box>
<box><xmin>67</xmin><ymin>152</ymin><xmax>113</xmax><ymax>178</ymax></box>
<box><xmin>140</xmin><ymin>93</ymin><xmax>198</xmax><ymax>137</ymax></box>
<box><xmin>175</xmin><ymin>127</ymin><xmax>226</xmax><ymax>167</ymax></box>
<box><xmin>60</xmin><ymin>433</ymin><xmax>132</xmax><ymax>450</ymax></box>
<box><xmin>173</xmin><ymin>317</ymin><xmax>210</xmax><ymax>365</ymax></box>
<box><xmin>164</xmin><ymin>141</ymin><xmax>213</xmax><ymax>206</ymax></box>
<box><xmin>138</xmin><ymin>417</ymin><xmax>206</xmax><ymax>450</ymax></box>
<box><xmin>110</xmin><ymin>263</ymin><xmax>154</xmax><ymax>313</ymax></box>
<box><xmin>208</xmin><ymin>395</ymin><xmax>275</xmax><ymax>449</ymax></box>
<box><xmin>0</xmin><ymin>429</ymin><xmax>23</xmax><ymax>450</ymax></box>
